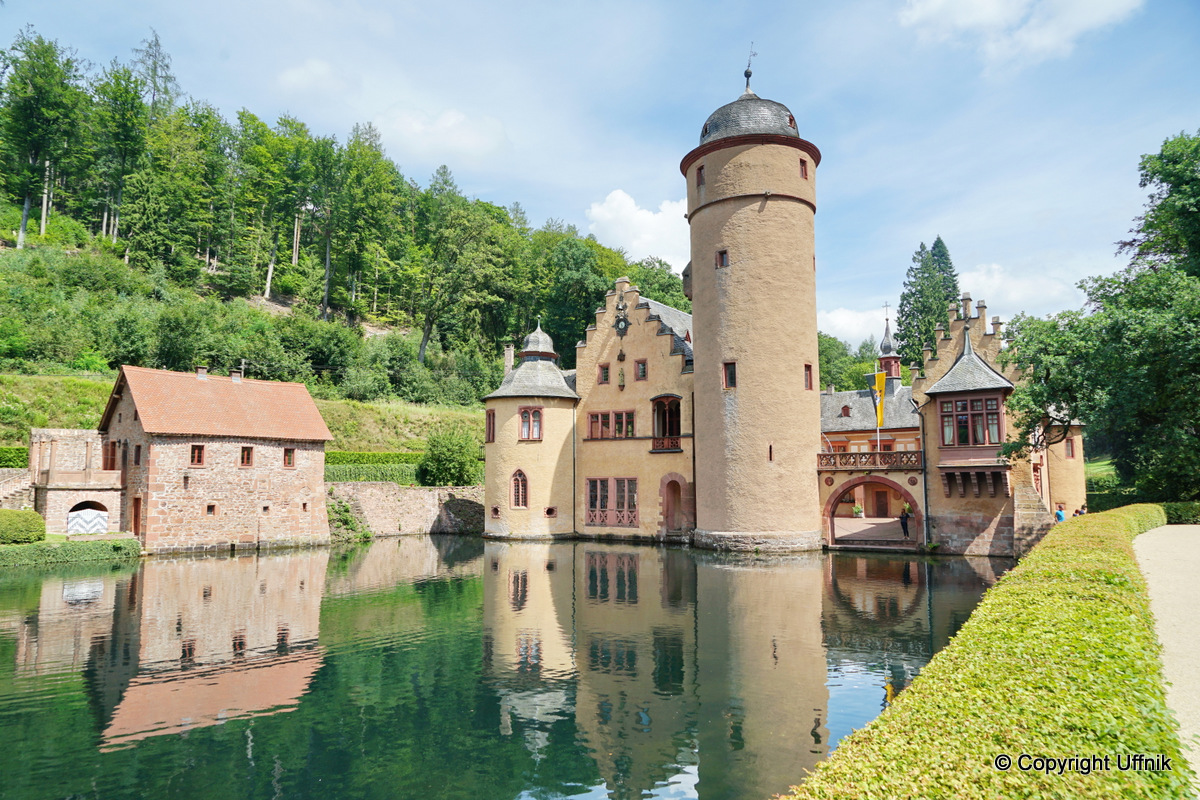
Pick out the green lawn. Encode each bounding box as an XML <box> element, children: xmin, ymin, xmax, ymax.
<box><xmin>1085</xmin><ymin>456</ymin><xmax>1114</xmax><ymax>480</ymax></box>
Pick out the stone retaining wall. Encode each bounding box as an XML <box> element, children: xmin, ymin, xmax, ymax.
<box><xmin>327</xmin><ymin>483</ymin><xmax>484</xmax><ymax>538</ymax></box>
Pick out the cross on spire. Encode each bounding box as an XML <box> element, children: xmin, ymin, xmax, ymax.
<box><xmin>883</xmin><ymin>301</ymin><xmax>890</xmax><ymax>324</ymax></box>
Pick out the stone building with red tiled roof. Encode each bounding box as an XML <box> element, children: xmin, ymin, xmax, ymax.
<box><xmin>29</xmin><ymin>365</ymin><xmax>333</xmax><ymax>552</ymax></box>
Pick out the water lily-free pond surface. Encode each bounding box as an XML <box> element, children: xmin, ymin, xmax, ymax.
<box><xmin>0</xmin><ymin>537</ymin><xmax>1009</xmax><ymax>799</ymax></box>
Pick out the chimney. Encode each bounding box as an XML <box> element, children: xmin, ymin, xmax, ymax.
<box><xmin>991</xmin><ymin>315</ymin><xmax>1004</xmax><ymax>336</ymax></box>
<box><xmin>960</xmin><ymin>292</ymin><xmax>973</xmax><ymax>320</ymax></box>
<box><xmin>910</xmin><ymin>364</ymin><xmax>921</xmax><ymax>382</ymax></box>
<box><xmin>196</xmin><ymin>366</ymin><xmax>208</xmax><ymax>379</ymax></box>
<box><xmin>503</xmin><ymin>345</ymin><xmax>515</xmax><ymax>376</ymax></box>
<box><xmin>230</xmin><ymin>369</ymin><xmax>242</xmax><ymax>383</ymax></box>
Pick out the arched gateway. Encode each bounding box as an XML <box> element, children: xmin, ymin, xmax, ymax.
<box><xmin>822</xmin><ymin>475</ymin><xmax>922</xmax><ymax>546</ymax></box>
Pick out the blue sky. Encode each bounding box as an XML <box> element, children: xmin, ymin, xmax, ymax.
<box><xmin>6</xmin><ymin>0</ymin><xmax>1198</xmax><ymax>344</ymax></box>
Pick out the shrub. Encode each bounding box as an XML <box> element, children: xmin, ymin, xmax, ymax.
<box><xmin>0</xmin><ymin>538</ymin><xmax>139</xmax><ymax>567</ymax></box>
<box><xmin>325</xmin><ymin>451</ymin><xmax>423</xmax><ymax>466</ymax></box>
<box><xmin>0</xmin><ymin>447</ymin><xmax>27</xmax><ymax>468</ymax></box>
<box><xmin>1163</xmin><ymin>501</ymin><xmax>1200</xmax><ymax>524</ymax></box>
<box><xmin>324</xmin><ymin>464</ymin><xmax>419</xmax><ymax>484</ymax></box>
<box><xmin>0</xmin><ymin>510</ymin><xmax>46</xmax><ymax>544</ymax></box>
<box><xmin>785</xmin><ymin>504</ymin><xmax>1193</xmax><ymax>800</ymax></box>
<box><xmin>417</xmin><ymin>423</ymin><xmax>483</xmax><ymax>486</ymax></box>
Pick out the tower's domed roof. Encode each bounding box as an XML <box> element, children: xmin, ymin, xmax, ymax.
<box><xmin>699</xmin><ymin>74</ymin><xmax>800</xmax><ymax>146</ymax></box>
<box><xmin>519</xmin><ymin>321</ymin><xmax>555</xmax><ymax>358</ymax></box>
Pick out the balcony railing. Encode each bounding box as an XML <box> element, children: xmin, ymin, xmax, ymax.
<box><xmin>651</xmin><ymin>436</ymin><xmax>681</xmax><ymax>452</ymax></box>
<box><xmin>818</xmin><ymin>451</ymin><xmax>922</xmax><ymax>471</ymax></box>
<box><xmin>586</xmin><ymin>509</ymin><xmax>639</xmax><ymax>528</ymax></box>
<box><xmin>35</xmin><ymin>468</ymin><xmax>123</xmax><ymax>488</ymax></box>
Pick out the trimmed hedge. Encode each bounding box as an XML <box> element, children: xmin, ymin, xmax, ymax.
<box><xmin>1162</xmin><ymin>501</ymin><xmax>1200</xmax><ymax>524</ymax></box>
<box><xmin>786</xmin><ymin>504</ymin><xmax>1195</xmax><ymax>800</ymax></box>
<box><xmin>324</xmin><ymin>463</ymin><xmax>419</xmax><ymax>484</ymax></box>
<box><xmin>0</xmin><ymin>538</ymin><xmax>140</xmax><ymax>567</ymax></box>
<box><xmin>0</xmin><ymin>509</ymin><xmax>45</xmax><ymax>544</ymax></box>
<box><xmin>325</xmin><ymin>451</ymin><xmax>423</xmax><ymax>466</ymax></box>
<box><xmin>0</xmin><ymin>446</ymin><xmax>27</xmax><ymax>468</ymax></box>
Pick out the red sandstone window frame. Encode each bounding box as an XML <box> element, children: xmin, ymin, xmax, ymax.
<box><xmin>585</xmin><ymin>477</ymin><xmax>638</xmax><ymax>527</ymax></box>
<box><xmin>240</xmin><ymin>446</ymin><xmax>254</xmax><ymax>467</ymax></box>
<box><xmin>598</xmin><ymin>363</ymin><xmax>611</xmax><ymax>385</ymax></box>
<box><xmin>589</xmin><ymin>411</ymin><xmax>635</xmax><ymax>440</ymax></box>
<box><xmin>804</xmin><ymin>364</ymin><xmax>813</xmax><ymax>390</ymax></box>
<box><xmin>519</xmin><ymin>407</ymin><xmax>543</xmax><ymax>441</ymax></box>
<box><xmin>696</xmin><ymin>165</ymin><xmax>705</xmax><ymax>188</ymax></box>
<box><xmin>283</xmin><ymin>448</ymin><xmax>296</xmax><ymax>468</ymax></box>
<box><xmin>723</xmin><ymin>362</ymin><xmax>737</xmax><ymax>389</ymax></box>
<box><xmin>939</xmin><ymin>394</ymin><xmax>1005</xmax><ymax>447</ymax></box>
<box><xmin>1065</xmin><ymin>437</ymin><xmax>1075</xmax><ymax>459</ymax></box>
<box><xmin>799</xmin><ymin>157</ymin><xmax>808</xmax><ymax>179</ymax></box>
<box><xmin>511</xmin><ymin>470</ymin><xmax>528</xmax><ymax>509</ymax></box>
<box><xmin>190</xmin><ymin>444</ymin><xmax>205</xmax><ymax>467</ymax></box>
<box><xmin>635</xmin><ymin>359</ymin><xmax>647</xmax><ymax>381</ymax></box>
<box><xmin>485</xmin><ymin>410</ymin><xmax>496</xmax><ymax>443</ymax></box>
<box><xmin>715</xmin><ymin>249</ymin><xmax>729</xmax><ymax>269</ymax></box>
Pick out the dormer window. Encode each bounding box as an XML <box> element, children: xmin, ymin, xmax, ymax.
<box><xmin>787</xmin><ymin>114</ymin><xmax>796</xmax><ymax>129</ymax></box>
<box><xmin>841</xmin><ymin>406</ymin><xmax>851</xmax><ymax>418</ymax></box>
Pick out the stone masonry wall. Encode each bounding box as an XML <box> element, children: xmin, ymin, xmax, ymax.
<box><xmin>1012</xmin><ymin>483</ymin><xmax>1055</xmax><ymax>557</ymax></box>
<box><xmin>327</xmin><ymin>483</ymin><xmax>484</xmax><ymax>538</ymax></box>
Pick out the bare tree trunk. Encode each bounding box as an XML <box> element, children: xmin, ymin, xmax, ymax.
<box><xmin>372</xmin><ymin>260</ymin><xmax>379</xmax><ymax>313</ymax></box>
<box><xmin>418</xmin><ymin>314</ymin><xmax>434</xmax><ymax>364</ymax></box>
<box><xmin>321</xmin><ymin>233</ymin><xmax>332</xmax><ymax>320</ymax></box>
<box><xmin>101</xmin><ymin>192</ymin><xmax>109</xmax><ymax>239</ymax></box>
<box><xmin>39</xmin><ymin>161</ymin><xmax>50</xmax><ymax>237</ymax></box>
<box><xmin>263</xmin><ymin>238</ymin><xmax>278</xmax><ymax>299</ymax></box>
<box><xmin>17</xmin><ymin>194</ymin><xmax>31</xmax><ymax>249</ymax></box>
<box><xmin>112</xmin><ymin>185</ymin><xmax>123</xmax><ymax>243</ymax></box>
<box><xmin>291</xmin><ymin>213</ymin><xmax>301</xmax><ymax>266</ymax></box>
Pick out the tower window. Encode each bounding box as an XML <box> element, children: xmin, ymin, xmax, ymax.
<box><xmin>519</xmin><ymin>407</ymin><xmax>543</xmax><ymax>441</ymax></box>
<box><xmin>512</xmin><ymin>471</ymin><xmax>528</xmax><ymax>508</ymax></box>
<box><xmin>1065</xmin><ymin>437</ymin><xmax>1075</xmax><ymax>459</ymax></box>
<box><xmin>804</xmin><ymin>364</ymin><xmax>813</xmax><ymax>390</ymax></box>
<box><xmin>696</xmin><ymin>165</ymin><xmax>705</xmax><ymax>188</ymax></box>
<box><xmin>799</xmin><ymin>158</ymin><xmax>808</xmax><ymax>179</ymax></box>
<box><xmin>715</xmin><ymin>250</ymin><xmax>729</xmax><ymax>269</ymax></box>
<box><xmin>485</xmin><ymin>409</ymin><xmax>496</xmax><ymax>443</ymax></box>
<box><xmin>723</xmin><ymin>362</ymin><xmax>737</xmax><ymax>389</ymax></box>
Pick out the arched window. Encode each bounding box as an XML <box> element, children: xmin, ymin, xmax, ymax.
<box><xmin>519</xmin><ymin>407</ymin><xmax>543</xmax><ymax>441</ymax></box>
<box><xmin>512</xmin><ymin>470</ymin><xmax>528</xmax><ymax>508</ymax></box>
<box><xmin>652</xmin><ymin>397</ymin><xmax>682</xmax><ymax>451</ymax></box>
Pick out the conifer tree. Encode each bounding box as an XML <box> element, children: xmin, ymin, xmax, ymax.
<box><xmin>896</xmin><ymin>237</ymin><xmax>959</xmax><ymax>367</ymax></box>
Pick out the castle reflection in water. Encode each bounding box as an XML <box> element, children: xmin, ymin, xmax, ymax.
<box><xmin>0</xmin><ymin>537</ymin><xmax>1007</xmax><ymax>800</ymax></box>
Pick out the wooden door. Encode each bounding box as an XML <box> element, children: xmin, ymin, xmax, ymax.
<box><xmin>131</xmin><ymin>497</ymin><xmax>141</xmax><ymax>535</ymax></box>
<box><xmin>874</xmin><ymin>491</ymin><xmax>889</xmax><ymax>518</ymax></box>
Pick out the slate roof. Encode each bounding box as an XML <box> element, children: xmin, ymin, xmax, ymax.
<box><xmin>520</xmin><ymin>321</ymin><xmax>555</xmax><ymax>356</ymax></box>
<box><xmin>639</xmin><ymin>297</ymin><xmax>694</xmax><ymax>368</ymax></box>
<box><xmin>879</xmin><ymin>319</ymin><xmax>897</xmax><ymax>356</ymax></box>
<box><xmin>700</xmin><ymin>88</ymin><xmax>801</xmax><ymax>146</ymax></box>
<box><xmin>100</xmin><ymin>366</ymin><xmax>332</xmax><ymax>441</ymax></box>
<box><xmin>484</xmin><ymin>358</ymin><xmax>578</xmax><ymax>400</ymax></box>
<box><xmin>821</xmin><ymin>382</ymin><xmax>920</xmax><ymax>433</ymax></box>
<box><xmin>924</xmin><ymin>329</ymin><xmax>1014</xmax><ymax>395</ymax></box>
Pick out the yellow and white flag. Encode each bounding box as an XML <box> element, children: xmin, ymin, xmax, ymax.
<box><xmin>870</xmin><ymin>372</ymin><xmax>887</xmax><ymax>428</ymax></box>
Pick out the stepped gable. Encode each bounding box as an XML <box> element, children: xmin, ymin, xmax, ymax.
<box><xmin>821</xmin><ymin>385</ymin><xmax>919</xmax><ymax>432</ymax></box>
<box><xmin>637</xmin><ymin>296</ymin><xmax>694</xmax><ymax>370</ymax></box>
<box><xmin>923</xmin><ymin>323</ymin><xmax>1013</xmax><ymax>395</ymax></box>
<box><xmin>99</xmin><ymin>365</ymin><xmax>331</xmax><ymax>441</ymax></box>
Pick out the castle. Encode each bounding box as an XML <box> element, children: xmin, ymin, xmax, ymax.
<box><xmin>483</xmin><ymin>74</ymin><xmax>1085</xmax><ymax>557</ymax></box>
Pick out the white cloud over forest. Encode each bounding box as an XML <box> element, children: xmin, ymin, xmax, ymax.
<box><xmin>585</xmin><ymin>190</ymin><xmax>690</xmax><ymax>271</ymax></box>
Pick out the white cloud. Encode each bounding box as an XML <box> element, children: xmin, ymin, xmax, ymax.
<box><xmin>585</xmin><ymin>190</ymin><xmax>690</xmax><ymax>271</ymax></box>
<box><xmin>899</xmin><ymin>0</ymin><xmax>1146</xmax><ymax>71</ymax></box>
<box><xmin>958</xmin><ymin>262</ymin><xmax>1085</xmax><ymax>317</ymax></box>
<box><xmin>377</xmin><ymin>107</ymin><xmax>509</xmax><ymax>164</ymax></box>
<box><xmin>277</xmin><ymin>58</ymin><xmax>351</xmax><ymax>95</ymax></box>
<box><xmin>818</xmin><ymin>307</ymin><xmax>890</xmax><ymax>347</ymax></box>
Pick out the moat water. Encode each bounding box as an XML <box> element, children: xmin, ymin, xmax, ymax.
<box><xmin>0</xmin><ymin>537</ymin><xmax>1011</xmax><ymax>800</ymax></box>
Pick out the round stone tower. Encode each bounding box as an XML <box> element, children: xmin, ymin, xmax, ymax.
<box><xmin>682</xmin><ymin>71</ymin><xmax>823</xmax><ymax>551</ymax></box>
<box><xmin>483</xmin><ymin>323</ymin><xmax>579</xmax><ymax>539</ymax></box>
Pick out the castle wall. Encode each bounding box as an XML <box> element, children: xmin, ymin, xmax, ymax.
<box><xmin>484</xmin><ymin>396</ymin><xmax>576</xmax><ymax>538</ymax></box>
<box><xmin>327</xmin><ymin>482</ymin><xmax>483</xmax><ymax>537</ymax></box>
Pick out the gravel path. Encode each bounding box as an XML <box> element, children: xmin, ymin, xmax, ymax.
<box><xmin>1134</xmin><ymin>524</ymin><xmax>1200</xmax><ymax>798</ymax></box>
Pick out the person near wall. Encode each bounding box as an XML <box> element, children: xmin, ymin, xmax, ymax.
<box><xmin>899</xmin><ymin>507</ymin><xmax>910</xmax><ymax>539</ymax></box>
<box><xmin>1055</xmin><ymin>505</ymin><xmax>1066</xmax><ymax>523</ymax></box>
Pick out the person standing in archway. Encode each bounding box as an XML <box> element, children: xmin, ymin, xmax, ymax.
<box><xmin>899</xmin><ymin>506</ymin><xmax>910</xmax><ymax>539</ymax></box>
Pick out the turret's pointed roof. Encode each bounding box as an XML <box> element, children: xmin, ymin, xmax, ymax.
<box><xmin>485</xmin><ymin>322</ymin><xmax>578</xmax><ymax>401</ymax></box>
<box><xmin>924</xmin><ymin>325</ymin><xmax>1013</xmax><ymax>395</ymax></box>
<box><xmin>520</xmin><ymin>321</ymin><xmax>555</xmax><ymax>358</ymax></box>
<box><xmin>879</xmin><ymin>319</ymin><xmax>897</xmax><ymax>357</ymax></box>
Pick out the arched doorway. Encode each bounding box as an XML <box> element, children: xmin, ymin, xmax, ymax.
<box><xmin>67</xmin><ymin>501</ymin><xmax>108</xmax><ymax>534</ymax></box>
<box><xmin>823</xmin><ymin>476</ymin><xmax>922</xmax><ymax>547</ymax></box>
<box><xmin>658</xmin><ymin>472</ymin><xmax>693</xmax><ymax>539</ymax></box>
<box><xmin>664</xmin><ymin>480</ymin><xmax>683</xmax><ymax>532</ymax></box>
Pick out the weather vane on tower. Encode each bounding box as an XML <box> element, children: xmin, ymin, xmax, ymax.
<box><xmin>745</xmin><ymin>43</ymin><xmax>757</xmax><ymax>90</ymax></box>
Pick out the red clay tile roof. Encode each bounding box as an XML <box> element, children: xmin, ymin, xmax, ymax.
<box><xmin>99</xmin><ymin>366</ymin><xmax>332</xmax><ymax>441</ymax></box>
